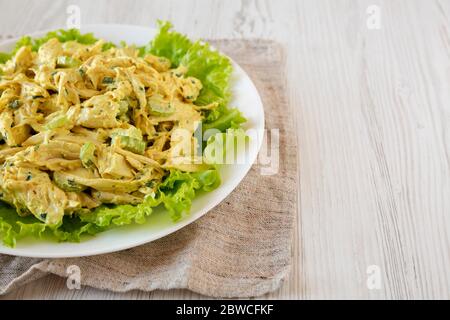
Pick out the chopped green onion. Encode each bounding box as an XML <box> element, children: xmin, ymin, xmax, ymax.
<box><xmin>102</xmin><ymin>77</ymin><xmax>114</xmax><ymax>84</ymax></box>
<box><xmin>8</xmin><ymin>99</ymin><xmax>21</xmax><ymax>110</ymax></box>
<box><xmin>80</xmin><ymin>142</ymin><xmax>96</xmax><ymax>168</ymax></box>
<box><xmin>56</xmin><ymin>56</ymin><xmax>81</xmax><ymax>68</ymax></box>
<box><xmin>45</xmin><ymin>115</ymin><xmax>70</xmax><ymax>130</ymax></box>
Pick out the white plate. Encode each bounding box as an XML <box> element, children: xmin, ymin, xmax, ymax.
<box><xmin>0</xmin><ymin>24</ymin><xmax>264</xmax><ymax>258</ymax></box>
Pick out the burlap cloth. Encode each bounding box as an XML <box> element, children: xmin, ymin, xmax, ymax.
<box><xmin>0</xmin><ymin>40</ymin><xmax>297</xmax><ymax>298</ymax></box>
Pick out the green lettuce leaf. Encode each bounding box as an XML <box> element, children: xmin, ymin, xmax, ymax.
<box><xmin>0</xmin><ymin>202</ymin><xmax>50</xmax><ymax>247</ymax></box>
<box><xmin>147</xmin><ymin>21</ymin><xmax>233</xmax><ymax>106</ymax></box>
<box><xmin>203</xmin><ymin>129</ymin><xmax>249</xmax><ymax>165</ymax></box>
<box><xmin>0</xmin><ymin>52</ymin><xmax>11</xmax><ymax>64</ymax></box>
<box><xmin>203</xmin><ymin>106</ymin><xmax>247</xmax><ymax>132</ymax></box>
<box><xmin>0</xmin><ymin>202</ymin><xmax>103</xmax><ymax>246</ymax></box>
<box><xmin>158</xmin><ymin>169</ymin><xmax>220</xmax><ymax>220</ymax></box>
<box><xmin>80</xmin><ymin>198</ymin><xmax>159</xmax><ymax>227</ymax></box>
<box><xmin>180</xmin><ymin>41</ymin><xmax>232</xmax><ymax>106</ymax></box>
<box><xmin>147</xmin><ymin>21</ymin><xmax>193</xmax><ymax>67</ymax></box>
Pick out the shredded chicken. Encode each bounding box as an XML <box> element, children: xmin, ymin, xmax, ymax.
<box><xmin>0</xmin><ymin>38</ymin><xmax>215</xmax><ymax>226</ymax></box>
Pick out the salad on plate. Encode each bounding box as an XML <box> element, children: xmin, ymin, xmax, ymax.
<box><xmin>0</xmin><ymin>22</ymin><xmax>246</xmax><ymax>247</ymax></box>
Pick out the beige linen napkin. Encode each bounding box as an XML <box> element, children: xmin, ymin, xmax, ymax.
<box><xmin>0</xmin><ymin>40</ymin><xmax>297</xmax><ymax>298</ymax></box>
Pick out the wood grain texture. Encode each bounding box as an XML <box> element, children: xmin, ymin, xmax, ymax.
<box><xmin>0</xmin><ymin>0</ymin><xmax>449</xmax><ymax>299</ymax></box>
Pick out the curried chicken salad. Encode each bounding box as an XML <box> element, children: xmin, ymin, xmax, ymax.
<box><xmin>0</xmin><ymin>22</ymin><xmax>246</xmax><ymax>247</ymax></box>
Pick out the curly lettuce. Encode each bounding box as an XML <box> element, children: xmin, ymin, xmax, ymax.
<box><xmin>0</xmin><ymin>52</ymin><xmax>11</xmax><ymax>64</ymax></box>
<box><xmin>146</xmin><ymin>21</ymin><xmax>192</xmax><ymax>67</ymax></box>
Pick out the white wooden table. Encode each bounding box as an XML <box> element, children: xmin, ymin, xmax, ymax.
<box><xmin>1</xmin><ymin>0</ymin><xmax>449</xmax><ymax>300</ymax></box>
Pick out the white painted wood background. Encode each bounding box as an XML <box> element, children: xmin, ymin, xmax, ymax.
<box><xmin>0</xmin><ymin>0</ymin><xmax>449</xmax><ymax>300</ymax></box>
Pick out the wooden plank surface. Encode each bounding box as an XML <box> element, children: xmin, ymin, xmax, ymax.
<box><xmin>0</xmin><ymin>0</ymin><xmax>449</xmax><ymax>299</ymax></box>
